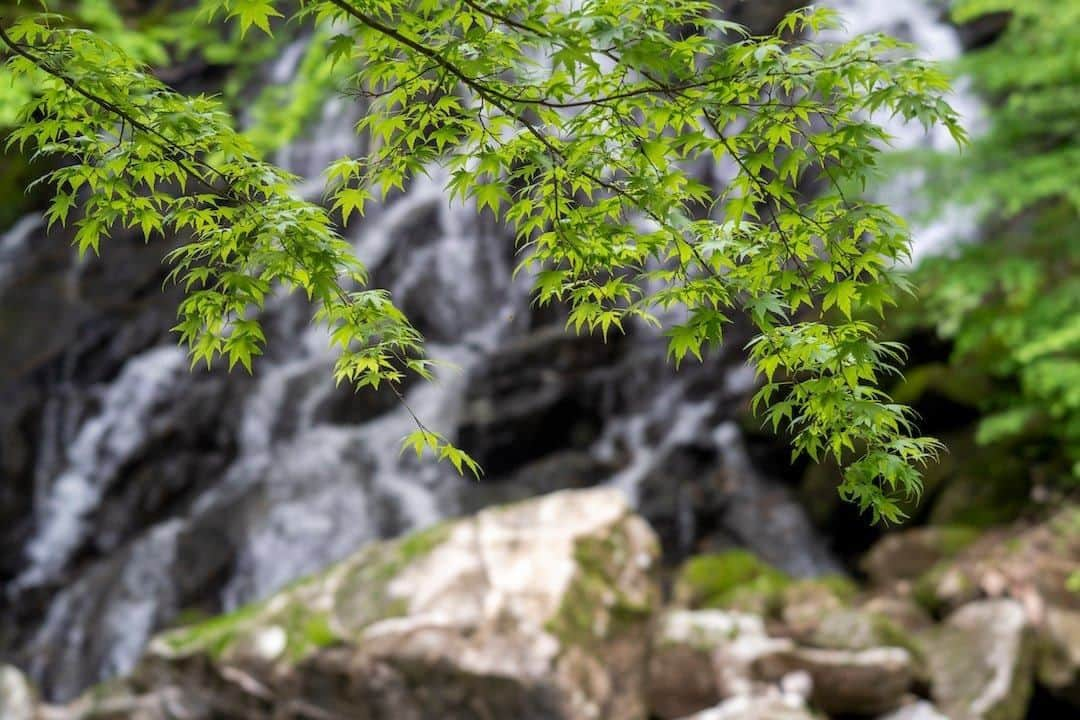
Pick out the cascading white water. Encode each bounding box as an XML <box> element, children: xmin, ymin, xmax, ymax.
<box><xmin>13</xmin><ymin>346</ymin><xmax>188</xmax><ymax>592</ymax></box>
<box><xmin>2</xmin><ymin>0</ymin><xmax>986</xmax><ymax>699</ymax></box>
<box><xmin>0</xmin><ymin>215</ymin><xmax>44</xmax><ymax>292</ymax></box>
<box><xmin>821</xmin><ymin>0</ymin><xmax>985</xmax><ymax>261</ymax></box>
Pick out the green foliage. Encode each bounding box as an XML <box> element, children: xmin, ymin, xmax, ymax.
<box><xmin>674</xmin><ymin>549</ymin><xmax>791</xmax><ymax>611</ymax></box>
<box><xmin>0</xmin><ymin>0</ymin><xmax>967</xmax><ymax>514</ymax></box>
<box><xmin>898</xmin><ymin>0</ymin><xmax>1080</xmax><ymax>482</ymax></box>
<box><xmin>0</xmin><ymin>0</ymin><xmax>166</xmax><ymax>125</ymax></box>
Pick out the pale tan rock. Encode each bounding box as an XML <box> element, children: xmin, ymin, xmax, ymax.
<box><xmin>128</xmin><ymin>488</ymin><xmax>661</xmax><ymax>720</ymax></box>
<box><xmin>923</xmin><ymin>599</ymin><xmax>1035</xmax><ymax>720</ymax></box>
<box><xmin>0</xmin><ymin>666</ymin><xmax>37</xmax><ymax>720</ymax></box>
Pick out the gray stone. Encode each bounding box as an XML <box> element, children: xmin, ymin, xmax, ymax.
<box><xmin>754</xmin><ymin>646</ymin><xmax>913</xmax><ymax>716</ymax></box>
<box><xmin>861</xmin><ymin>526</ymin><xmax>979</xmax><ymax>586</ymax></box>
<box><xmin>924</xmin><ymin>599</ymin><xmax>1035</xmax><ymax>720</ymax></box>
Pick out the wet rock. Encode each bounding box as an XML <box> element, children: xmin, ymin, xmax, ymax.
<box><xmin>923</xmin><ymin>599</ymin><xmax>1035</xmax><ymax>720</ymax></box>
<box><xmin>635</xmin><ymin>443</ymin><xmax>725</xmax><ymax>561</ymax></box>
<box><xmin>951</xmin><ymin>10</ymin><xmax>1012</xmax><ymax>50</ymax></box>
<box><xmin>457</xmin><ymin>327</ymin><xmax>622</xmax><ymax>477</ymax></box>
<box><xmin>754</xmin><ymin>645</ymin><xmax>913</xmax><ymax>716</ymax></box>
<box><xmin>632</xmin><ymin>422</ymin><xmax>840</xmax><ymax>573</ymax></box>
<box><xmin>6</xmin><ymin>422</ymin><xmax>387</xmax><ymax>702</ymax></box>
<box><xmin>86</xmin><ymin>488</ymin><xmax>661</xmax><ymax>720</ymax></box>
<box><xmin>646</xmin><ymin>610</ymin><xmax>772</xmax><ymax>718</ymax></box>
<box><xmin>704</xmin><ymin>424</ymin><xmax>841</xmax><ymax>577</ymax></box>
<box><xmin>14</xmin><ymin>522</ymin><xmax>190</xmax><ymax>702</ymax></box>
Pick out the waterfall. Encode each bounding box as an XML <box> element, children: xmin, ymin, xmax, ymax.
<box><xmin>13</xmin><ymin>346</ymin><xmax>188</xmax><ymax>592</ymax></box>
<box><xmin>821</xmin><ymin>0</ymin><xmax>986</xmax><ymax>262</ymax></box>
<box><xmin>0</xmin><ymin>0</ymin><xmax>983</xmax><ymax>700</ymax></box>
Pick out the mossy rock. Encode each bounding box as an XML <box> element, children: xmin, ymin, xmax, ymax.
<box><xmin>157</xmin><ymin>521</ymin><xmax>452</xmax><ymax>664</ymax></box>
<box><xmin>545</xmin><ymin>520</ymin><xmax>657</xmax><ymax>649</ymax></box>
<box><xmin>861</xmin><ymin>525</ymin><xmax>982</xmax><ymax>586</ymax></box>
<box><xmin>809</xmin><ymin>608</ymin><xmax>910</xmax><ymax>651</ymax></box>
<box><xmin>913</xmin><ymin>505</ymin><xmax>1080</xmax><ymax>616</ymax></box>
<box><xmin>673</xmin><ymin>550</ymin><xmax>792</xmax><ymax>616</ymax></box>
<box><xmin>135</xmin><ymin>488</ymin><xmax>661</xmax><ymax>720</ymax></box>
<box><xmin>922</xmin><ymin>600</ymin><xmax>1035</xmax><ymax>720</ymax></box>
<box><xmin>807</xmin><ymin>606</ymin><xmax>929</xmax><ymax>686</ymax></box>
<box><xmin>779</xmin><ymin>576</ymin><xmax>859</xmax><ymax>638</ymax></box>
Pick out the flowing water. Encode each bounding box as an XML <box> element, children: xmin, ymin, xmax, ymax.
<box><xmin>0</xmin><ymin>0</ymin><xmax>983</xmax><ymax>700</ymax></box>
<box><xmin>822</xmin><ymin>0</ymin><xmax>985</xmax><ymax>261</ymax></box>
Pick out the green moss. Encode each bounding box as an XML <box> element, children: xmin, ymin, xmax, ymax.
<box><xmin>398</xmin><ymin>521</ymin><xmax>452</xmax><ymax>564</ymax></box>
<box><xmin>673</xmin><ymin>550</ymin><xmax>791</xmax><ymax>614</ymax></box>
<box><xmin>281</xmin><ymin>608</ymin><xmax>339</xmax><ymax>660</ymax></box>
<box><xmin>936</xmin><ymin>526</ymin><xmax>981</xmax><ymax>555</ymax></box>
<box><xmin>160</xmin><ymin>521</ymin><xmax>452</xmax><ymax>663</ymax></box>
<box><xmin>545</xmin><ymin>524</ymin><xmax>654</xmax><ymax>650</ymax></box>
<box><xmin>161</xmin><ymin>599</ymin><xmax>265</xmax><ymax>658</ymax></box>
<box><xmin>810</xmin><ymin>574</ymin><xmax>860</xmax><ymax>603</ymax></box>
<box><xmin>912</xmin><ymin>562</ymin><xmax>979</xmax><ymax>617</ymax></box>
<box><xmin>872</xmin><ymin>613</ymin><xmax>927</xmax><ymax>666</ymax></box>
<box><xmin>331</xmin><ymin>521</ymin><xmax>452</xmax><ymax>636</ymax></box>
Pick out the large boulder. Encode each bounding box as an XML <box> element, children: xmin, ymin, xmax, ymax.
<box><xmin>456</xmin><ymin>327</ymin><xmax>622</xmax><ymax>478</ymax></box>
<box><xmin>74</xmin><ymin>488</ymin><xmax>661</xmax><ymax>720</ymax></box>
<box><xmin>922</xmin><ymin>599</ymin><xmax>1035</xmax><ymax>720</ymax></box>
<box><xmin>753</xmin><ymin>646</ymin><xmax>913</xmax><ymax>716</ymax></box>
